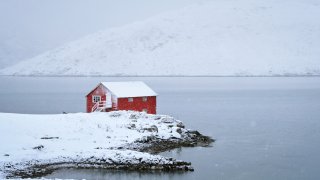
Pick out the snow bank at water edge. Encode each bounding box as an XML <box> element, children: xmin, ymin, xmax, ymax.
<box><xmin>0</xmin><ymin>111</ymin><xmax>213</xmax><ymax>178</ymax></box>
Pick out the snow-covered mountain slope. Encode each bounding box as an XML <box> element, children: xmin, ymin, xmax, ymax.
<box><xmin>1</xmin><ymin>0</ymin><xmax>320</xmax><ymax>76</ymax></box>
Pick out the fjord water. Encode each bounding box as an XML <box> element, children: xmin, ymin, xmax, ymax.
<box><xmin>1</xmin><ymin>77</ymin><xmax>320</xmax><ymax>180</ymax></box>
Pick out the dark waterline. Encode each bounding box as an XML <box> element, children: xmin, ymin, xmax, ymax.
<box><xmin>1</xmin><ymin>76</ymin><xmax>320</xmax><ymax>180</ymax></box>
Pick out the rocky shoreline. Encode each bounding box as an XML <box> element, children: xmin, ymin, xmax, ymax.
<box><xmin>7</xmin><ymin>160</ymin><xmax>193</xmax><ymax>179</ymax></box>
<box><xmin>5</xmin><ymin>131</ymin><xmax>213</xmax><ymax>179</ymax></box>
<box><xmin>125</xmin><ymin>130</ymin><xmax>214</xmax><ymax>154</ymax></box>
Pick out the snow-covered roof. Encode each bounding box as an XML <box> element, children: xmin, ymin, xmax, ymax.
<box><xmin>101</xmin><ymin>81</ymin><xmax>157</xmax><ymax>98</ymax></box>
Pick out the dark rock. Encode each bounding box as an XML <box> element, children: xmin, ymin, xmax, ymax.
<box><xmin>109</xmin><ymin>112</ymin><xmax>121</xmax><ymax>117</ymax></box>
<box><xmin>161</xmin><ymin>117</ymin><xmax>174</xmax><ymax>123</ymax></box>
<box><xmin>40</xmin><ymin>137</ymin><xmax>59</xmax><ymax>140</ymax></box>
<box><xmin>129</xmin><ymin>114</ymin><xmax>139</xmax><ymax>119</ymax></box>
<box><xmin>153</xmin><ymin>116</ymin><xmax>162</xmax><ymax>120</ymax></box>
<box><xmin>143</xmin><ymin>125</ymin><xmax>158</xmax><ymax>132</ymax></box>
<box><xmin>127</xmin><ymin>123</ymin><xmax>136</xmax><ymax>129</ymax></box>
<box><xmin>176</xmin><ymin>122</ymin><xmax>185</xmax><ymax>128</ymax></box>
<box><xmin>176</xmin><ymin>128</ymin><xmax>182</xmax><ymax>134</ymax></box>
<box><xmin>126</xmin><ymin>129</ymin><xmax>214</xmax><ymax>154</ymax></box>
<box><xmin>32</xmin><ymin>145</ymin><xmax>44</xmax><ymax>150</ymax></box>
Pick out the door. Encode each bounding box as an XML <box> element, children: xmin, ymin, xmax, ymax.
<box><xmin>106</xmin><ymin>92</ymin><xmax>112</xmax><ymax>108</ymax></box>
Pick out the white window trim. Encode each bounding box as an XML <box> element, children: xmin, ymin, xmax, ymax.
<box><xmin>92</xmin><ymin>95</ymin><xmax>101</xmax><ymax>103</ymax></box>
<box><xmin>128</xmin><ymin>97</ymin><xmax>133</xmax><ymax>102</ymax></box>
<box><xmin>142</xmin><ymin>97</ymin><xmax>148</xmax><ymax>102</ymax></box>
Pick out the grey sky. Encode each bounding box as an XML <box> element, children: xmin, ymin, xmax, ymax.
<box><xmin>0</xmin><ymin>0</ymin><xmax>201</xmax><ymax>68</ymax></box>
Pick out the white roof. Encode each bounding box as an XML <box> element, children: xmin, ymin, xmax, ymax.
<box><xmin>101</xmin><ymin>81</ymin><xmax>157</xmax><ymax>98</ymax></box>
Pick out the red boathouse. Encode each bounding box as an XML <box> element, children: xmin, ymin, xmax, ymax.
<box><xmin>86</xmin><ymin>81</ymin><xmax>157</xmax><ymax>114</ymax></box>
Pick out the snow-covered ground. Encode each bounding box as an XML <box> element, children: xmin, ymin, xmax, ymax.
<box><xmin>0</xmin><ymin>0</ymin><xmax>319</xmax><ymax>76</ymax></box>
<box><xmin>0</xmin><ymin>111</ymin><xmax>195</xmax><ymax>178</ymax></box>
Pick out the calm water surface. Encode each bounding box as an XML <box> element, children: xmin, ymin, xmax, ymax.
<box><xmin>0</xmin><ymin>76</ymin><xmax>320</xmax><ymax>180</ymax></box>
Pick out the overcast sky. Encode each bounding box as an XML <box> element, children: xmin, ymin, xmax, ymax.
<box><xmin>0</xmin><ymin>0</ymin><xmax>202</xmax><ymax>68</ymax></box>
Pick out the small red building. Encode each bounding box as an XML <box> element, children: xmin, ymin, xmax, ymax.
<box><xmin>86</xmin><ymin>81</ymin><xmax>157</xmax><ymax>114</ymax></box>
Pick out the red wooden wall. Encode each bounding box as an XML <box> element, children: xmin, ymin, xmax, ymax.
<box><xmin>117</xmin><ymin>96</ymin><xmax>157</xmax><ymax>114</ymax></box>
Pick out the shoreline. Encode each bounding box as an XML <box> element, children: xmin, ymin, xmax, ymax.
<box><xmin>6</xmin><ymin>130</ymin><xmax>213</xmax><ymax>179</ymax></box>
<box><xmin>0</xmin><ymin>112</ymin><xmax>214</xmax><ymax>179</ymax></box>
<box><xmin>1</xmin><ymin>74</ymin><xmax>320</xmax><ymax>78</ymax></box>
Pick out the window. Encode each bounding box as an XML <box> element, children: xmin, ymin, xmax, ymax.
<box><xmin>142</xmin><ymin>97</ymin><xmax>147</xmax><ymax>102</ymax></box>
<box><xmin>92</xmin><ymin>95</ymin><xmax>101</xmax><ymax>103</ymax></box>
<box><xmin>142</xmin><ymin>109</ymin><xmax>148</xmax><ymax>113</ymax></box>
<box><xmin>128</xmin><ymin>97</ymin><xmax>133</xmax><ymax>102</ymax></box>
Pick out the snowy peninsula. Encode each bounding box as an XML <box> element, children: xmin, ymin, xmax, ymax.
<box><xmin>0</xmin><ymin>111</ymin><xmax>212</xmax><ymax>179</ymax></box>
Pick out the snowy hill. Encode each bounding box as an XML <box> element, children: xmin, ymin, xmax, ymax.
<box><xmin>1</xmin><ymin>0</ymin><xmax>320</xmax><ymax>76</ymax></box>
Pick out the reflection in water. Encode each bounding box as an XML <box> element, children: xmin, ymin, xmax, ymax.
<box><xmin>46</xmin><ymin>168</ymin><xmax>190</xmax><ymax>180</ymax></box>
